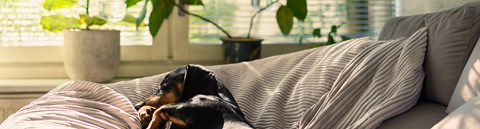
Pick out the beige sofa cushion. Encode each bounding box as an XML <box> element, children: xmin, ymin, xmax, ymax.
<box><xmin>433</xmin><ymin>96</ymin><xmax>480</xmax><ymax>129</ymax></box>
<box><xmin>377</xmin><ymin>102</ymin><xmax>447</xmax><ymax>129</ymax></box>
<box><xmin>446</xmin><ymin>38</ymin><xmax>480</xmax><ymax>113</ymax></box>
<box><xmin>378</xmin><ymin>1</ymin><xmax>480</xmax><ymax>105</ymax></box>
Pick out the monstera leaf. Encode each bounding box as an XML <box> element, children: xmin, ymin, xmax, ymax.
<box><xmin>43</xmin><ymin>0</ymin><xmax>77</xmax><ymax>11</ymax></box>
<box><xmin>40</xmin><ymin>14</ymin><xmax>81</xmax><ymax>32</ymax></box>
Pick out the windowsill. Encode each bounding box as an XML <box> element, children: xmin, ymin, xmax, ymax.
<box><xmin>0</xmin><ymin>79</ymin><xmax>69</xmax><ymax>93</ymax></box>
<box><xmin>0</xmin><ymin>78</ymin><xmax>133</xmax><ymax>94</ymax></box>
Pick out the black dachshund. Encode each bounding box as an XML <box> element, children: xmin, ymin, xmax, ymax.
<box><xmin>135</xmin><ymin>64</ymin><xmax>253</xmax><ymax>129</ymax></box>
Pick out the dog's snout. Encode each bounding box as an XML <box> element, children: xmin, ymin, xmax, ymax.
<box><xmin>140</xmin><ymin>111</ymin><xmax>149</xmax><ymax>118</ymax></box>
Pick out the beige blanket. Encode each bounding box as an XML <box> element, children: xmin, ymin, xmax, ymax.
<box><xmin>108</xmin><ymin>28</ymin><xmax>427</xmax><ymax>128</ymax></box>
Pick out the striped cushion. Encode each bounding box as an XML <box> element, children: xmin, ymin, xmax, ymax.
<box><xmin>0</xmin><ymin>81</ymin><xmax>141</xmax><ymax>129</ymax></box>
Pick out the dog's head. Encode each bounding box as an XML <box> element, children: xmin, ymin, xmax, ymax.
<box><xmin>136</xmin><ymin>64</ymin><xmax>220</xmax><ymax>128</ymax></box>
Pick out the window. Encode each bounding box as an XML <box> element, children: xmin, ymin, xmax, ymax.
<box><xmin>0</xmin><ymin>0</ymin><xmax>168</xmax><ymax>79</ymax></box>
<box><xmin>0</xmin><ymin>0</ymin><xmax>151</xmax><ymax>46</ymax></box>
<box><xmin>167</xmin><ymin>0</ymin><xmax>396</xmax><ymax>62</ymax></box>
<box><xmin>187</xmin><ymin>0</ymin><xmax>396</xmax><ymax>44</ymax></box>
<box><xmin>0</xmin><ymin>0</ymin><xmax>397</xmax><ymax>79</ymax></box>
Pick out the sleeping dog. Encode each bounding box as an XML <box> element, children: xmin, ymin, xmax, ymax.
<box><xmin>135</xmin><ymin>64</ymin><xmax>253</xmax><ymax>129</ymax></box>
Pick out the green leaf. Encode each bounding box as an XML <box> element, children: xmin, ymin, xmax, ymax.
<box><xmin>286</xmin><ymin>0</ymin><xmax>307</xmax><ymax>21</ymax></box>
<box><xmin>126</xmin><ymin>0</ymin><xmax>143</xmax><ymax>8</ymax></box>
<box><xmin>327</xmin><ymin>32</ymin><xmax>335</xmax><ymax>45</ymax></box>
<box><xmin>148</xmin><ymin>0</ymin><xmax>174</xmax><ymax>37</ymax></box>
<box><xmin>151</xmin><ymin>0</ymin><xmax>174</xmax><ymax>18</ymax></box>
<box><xmin>40</xmin><ymin>14</ymin><xmax>81</xmax><ymax>32</ymax></box>
<box><xmin>181</xmin><ymin>0</ymin><xmax>204</xmax><ymax>5</ymax></box>
<box><xmin>137</xmin><ymin>0</ymin><xmax>149</xmax><ymax>30</ymax></box>
<box><xmin>43</xmin><ymin>0</ymin><xmax>77</xmax><ymax>11</ymax></box>
<box><xmin>330</xmin><ymin>25</ymin><xmax>338</xmax><ymax>34</ymax></box>
<box><xmin>341</xmin><ymin>35</ymin><xmax>352</xmax><ymax>41</ymax></box>
<box><xmin>80</xmin><ymin>14</ymin><xmax>107</xmax><ymax>27</ymax></box>
<box><xmin>312</xmin><ymin>28</ymin><xmax>321</xmax><ymax>38</ymax></box>
<box><xmin>148</xmin><ymin>7</ymin><xmax>164</xmax><ymax>37</ymax></box>
<box><xmin>276</xmin><ymin>6</ymin><xmax>294</xmax><ymax>36</ymax></box>
<box><xmin>90</xmin><ymin>16</ymin><xmax>107</xmax><ymax>26</ymax></box>
<box><xmin>122</xmin><ymin>14</ymin><xmax>138</xmax><ymax>24</ymax></box>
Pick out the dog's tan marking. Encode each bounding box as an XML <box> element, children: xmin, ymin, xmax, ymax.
<box><xmin>176</xmin><ymin>82</ymin><xmax>184</xmax><ymax>94</ymax></box>
<box><xmin>147</xmin><ymin>108</ymin><xmax>188</xmax><ymax>129</ymax></box>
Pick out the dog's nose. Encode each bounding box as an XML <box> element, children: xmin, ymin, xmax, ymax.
<box><xmin>140</xmin><ymin>111</ymin><xmax>149</xmax><ymax>118</ymax></box>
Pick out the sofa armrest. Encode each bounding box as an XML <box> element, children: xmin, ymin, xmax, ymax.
<box><xmin>433</xmin><ymin>96</ymin><xmax>480</xmax><ymax>129</ymax></box>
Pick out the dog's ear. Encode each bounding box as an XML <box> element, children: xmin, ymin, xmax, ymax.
<box><xmin>179</xmin><ymin>64</ymin><xmax>219</xmax><ymax>102</ymax></box>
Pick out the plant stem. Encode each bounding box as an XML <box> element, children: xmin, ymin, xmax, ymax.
<box><xmin>247</xmin><ymin>1</ymin><xmax>277</xmax><ymax>38</ymax></box>
<box><xmin>86</xmin><ymin>0</ymin><xmax>90</xmax><ymax>30</ymax></box>
<box><xmin>168</xmin><ymin>0</ymin><xmax>232</xmax><ymax>38</ymax></box>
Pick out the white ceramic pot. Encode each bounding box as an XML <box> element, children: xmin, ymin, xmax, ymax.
<box><xmin>63</xmin><ymin>29</ymin><xmax>120</xmax><ymax>82</ymax></box>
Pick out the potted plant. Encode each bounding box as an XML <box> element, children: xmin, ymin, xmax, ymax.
<box><xmin>41</xmin><ymin>0</ymin><xmax>130</xmax><ymax>82</ymax></box>
<box><xmin>128</xmin><ymin>0</ymin><xmax>307</xmax><ymax>63</ymax></box>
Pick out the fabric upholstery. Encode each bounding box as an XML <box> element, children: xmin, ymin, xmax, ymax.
<box><xmin>377</xmin><ymin>102</ymin><xmax>447</xmax><ymax>129</ymax></box>
<box><xmin>378</xmin><ymin>1</ymin><xmax>480</xmax><ymax>105</ymax></box>
<box><xmin>446</xmin><ymin>38</ymin><xmax>480</xmax><ymax>113</ymax></box>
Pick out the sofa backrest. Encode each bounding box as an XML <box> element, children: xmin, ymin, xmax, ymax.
<box><xmin>378</xmin><ymin>1</ymin><xmax>480</xmax><ymax>106</ymax></box>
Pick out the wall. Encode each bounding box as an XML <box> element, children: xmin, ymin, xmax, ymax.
<box><xmin>399</xmin><ymin>0</ymin><xmax>478</xmax><ymax>16</ymax></box>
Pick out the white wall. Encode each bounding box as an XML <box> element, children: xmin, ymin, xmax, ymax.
<box><xmin>399</xmin><ymin>0</ymin><xmax>479</xmax><ymax>16</ymax></box>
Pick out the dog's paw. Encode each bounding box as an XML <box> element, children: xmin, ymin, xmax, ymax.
<box><xmin>137</xmin><ymin>106</ymin><xmax>157</xmax><ymax>128</ymax></box>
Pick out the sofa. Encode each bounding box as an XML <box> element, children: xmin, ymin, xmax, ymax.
<box><xmin>1</xmin><ymin>1</ymin><xmax>480</xmax><ymax>129</ymax></box>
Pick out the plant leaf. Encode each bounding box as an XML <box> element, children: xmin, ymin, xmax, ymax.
<box><xmin>80</xmin><ymin>14</ymin><xmax>107</xmax><ymax>27</ymax></box>
<box><xmin>330</xmin><ymin>25</ymin><xmax>338</xmax><ymax>34</ymax></box>
<box><xmin>341</xmin><ymin>35</ymin><xmax>352</xmax><ymax>41</ymax></box>
<box><xmin>40</xmin><ymin>14</ymin><xmax>81</xmax><ymax>32</ymax></box>
<box><xmin>137</xmin><ymin>0</ymin><xmax>149</xmax><ymax>30</ymax></box>
<box><xmin>276</xmin><ymin>6</ymin><xmax>294</xmax><ymax>36</ymax></box>
<box><xmin>149</xmin><ymin>0</ymin><xmax>174</xmax><ymax>37</ymax></box>
<box><xmin>286</xmin><ymin>0</ymin><xmax>307</xmax><ymax>21</ymax></box>
<box><xmin>90</xmin><ymin>16</ymin><xmax>108</xmax><ymax>26</ymax></box>
<box><xmin>122</xmin><ymin>14</ymin><xmax>138</xmax><ymax>24</ymax></box>
<box><xmin>181</xmin><ymin>0</ymin><xmax>204</xmax><ymax>5</ymax></box>
<box><xmin>43</xmin><ymin>0</ymin><xmax>77</xmax><ymax>11</ymax></box>
<box><xmin>148</xmin><ymin>7</ymin><xmax>164</xmax><ymax>37</ymax></box>
<box><xmin>312</xmin><ymin>28</ymin><xmax>321</xmax><ymax>38</ymax></box>
<box><xmin>126</xmin><ymin>0</ymin><xmax>143</xmax><ymax>8</ymax></box>
<box><xmin>327</xmin><ymin>32</ymin><xmax>335</xmax><ymax>45</ymax></box>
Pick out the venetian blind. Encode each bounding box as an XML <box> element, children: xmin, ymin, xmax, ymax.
<box><xmin>188</xmin><ymin>0</ymin><xmax>395</xmax><ymax>44</ymax></box>
<box><xmin>0</xmin><ymin>0</ymin><xmax>151</xmax><ymax>46</ymax></box>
